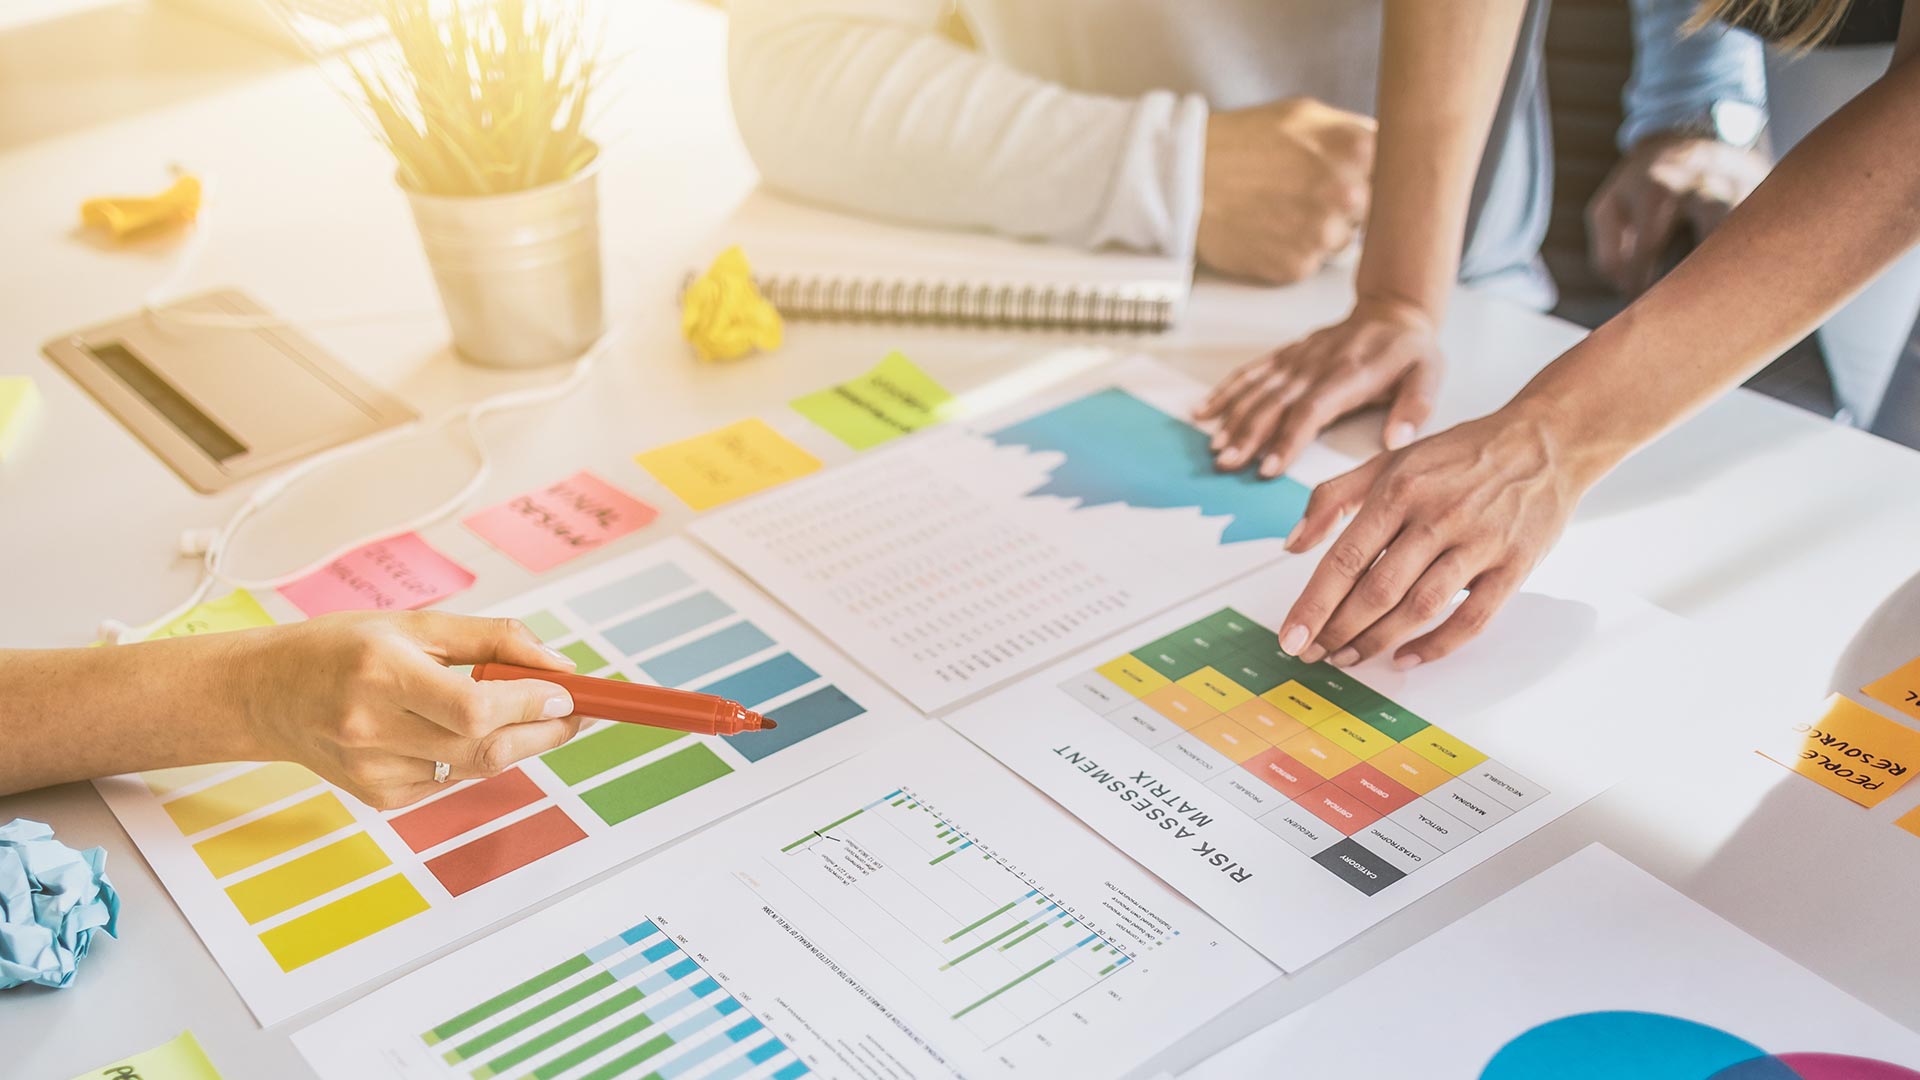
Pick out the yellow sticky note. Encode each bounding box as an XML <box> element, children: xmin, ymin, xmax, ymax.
<box><xmin>680</xmin><ymin>246</ymin><xmax>782</xmax><ymax>362</ymax></box>
<box><xmin>635</xmin><ymin>418</ymin><xmax>821</xmax><ymax>511</ymax></box>
<box><xmin>1864</xmin><ymin>657</ymin><xmax>1920</xmax><ymax>725</ymax></box>
<box><xmin>1758</xmin><ymin>694</ymin><xmax>1920</xmax><ymax>808</ymax></box>
<box><xmin>0</xmin><ymin>375</ymin><xmax>39</xmax><ymax>460</ymax></box>
<box><xmin>68</xmin><ymin>1030</ymin><xmax>224</xmax><ymax>1080</ymax></box>
<box><xmin>148</xmin><ymin>590</ymin><xmax>275</xmax><ymax>640</ymax></box>
<box><xmin>1897</xmin><ymin>804</ymin><xmax>1920</xmax><ymax>840</ymax></box>
<box><xmin>80</xmin><ymin>174</ymin><xmax>203</xmax><ymax>242</ymax></box>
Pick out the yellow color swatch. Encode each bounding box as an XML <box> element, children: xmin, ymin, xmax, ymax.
<box><xmin>1314</xmin><ymin>714</ymin><xmax>1392</xmax><ymax>761</ymax></box>
<box><xmin>1177</xmin><ymin>667</ymin><xmax>1255</xmax><ymax>711</ymax></box>
<box><xmin>1897</xmin><ymin>804</ymin><xmax>1920</xmax><ymax>841</ymax></box>
<box><xmin>1759</xmin><ymin>694</ymin><xmax>1920</xmax><ymax>809</ymax></box>
<box><xmin>1406</xmin><ymin>727</ymin><xmax>1488</xmax><ymax>776</ymax></box>
<box><xmin>1264</xmin><ymin>680</ymin><xmax>1341</xmax><ymax>726</ymax></box>
<box><xmin>258</xmin><ymin>873</ymin><xmax>429</xmax><ymax>972</ymax></box>
<box><xmin>634</xmin><ymin>418</ymin><xmax>821</xmax><ymax>511</ymax></box>
<box><xmin>149</xmin><ymin>590</ymin><xmax>275</xmax><ymax>639</ymax></box>
<box><xmin>164</xmin><ymin>762</ymin><xmax>322</xmax><ymax>835</ymax></box>
<box><xmin>194</xmin><ymin>792</ymin><xmax>355</xmax><ymax>878</ymax></box>
<box><xmin>1192</xmin><ymin>716</ymin><xmax>1264</xmax><ymax>764</ymax></box>
<box><xmin>1864</xmin><ymin>657</ymin><xmax>1920</xmax><ymax>724</ymax></box>
<box><xmin>1097</xmin><ymin>654</ymin><xmax>1169</xmax><ymax>698</ymax></box>
<box><xmin>227</xmin><ymin>833</ymin><xmax>391</xmax><ymax>924</ymax></box>
<box><xmin>0</xmin><ymin>376</ymin><xmax>39</xmax><ymax>460</ymax></box>
<box><xmin>142</xmin><ymin>762</ymin><xmax>242</xmax><ymax>798</ymax></box>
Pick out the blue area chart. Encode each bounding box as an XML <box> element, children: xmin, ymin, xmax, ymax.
<box><xmin>1481</xmin><ymin>1012</ymin><xmax>1920</xmax><ymax>1080</ymax></box>
<box><xmin>986</xmin><ymin>388</ymin><xmax>1312</xmax><ymax>544</ymax></box>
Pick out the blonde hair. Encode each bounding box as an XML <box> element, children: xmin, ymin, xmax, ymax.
<box><xmin>1690</xmin><ymin>0</ymin><xmax>1856</xmax><ymax>49</ymax></box>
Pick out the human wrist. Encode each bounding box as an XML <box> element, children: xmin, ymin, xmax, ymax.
<box><xmin>1503</xmin><ymin>342</ymin><xmax>1643</xmax><ymax>490</ymax></box>
<box><xmin>190</xmin><ymin>628</ymin><xmax>281</xmax><ymax>763</ymax></box>
<box><xmin>1350</xmin><ymin>291</ymin><xmax>1440</xmax><ymax>335</ymax></box>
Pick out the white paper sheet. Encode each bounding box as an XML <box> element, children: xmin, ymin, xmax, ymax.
<box><xmin>1183</xmin><ymin>844</ymin><xmax>1920</xmax><ymax>1078</ymax></box>
<box><xmin>691</xmin><ymin>353</ymin><xmax>1351</xmax><ymax>713</ymax></box>
<box><xmin>293</xmin><ymin>724</ymin><xmax>1277</xmax><ymax>1079</ymax></box>
<box><xmin>94</xmin><ymin>538</ymin><xmax>923</xmax><ymax>1024</ymax></box>
<box><xmin>946</xmin><ymin>557</ymin><xmax>1693</xmax><ymax>971</ymax></box>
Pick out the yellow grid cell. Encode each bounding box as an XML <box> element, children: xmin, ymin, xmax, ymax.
<box><xmin>1097</xmin><ymin>654</ymin><xmax>1170</xmax><ymax>697</ymax></box>
<box><xmin>1263</xmin><ymin>680</ymin><xmax>1342</xmax><ymax>727</ymax></box>
<box><xmin>1313</xmin><ymin>714</ymin><xmax>1392</xmax><ymax>761</ymax></box>
<box><xmin>1406</xmin><ymin>727</ymin><xmax>1489</xmax><ymax>776</ymax></box>
<box><xmin>1176</xmin><ymin>666</ymin><xmax>1255</xmax><ymax>712</ymax></box>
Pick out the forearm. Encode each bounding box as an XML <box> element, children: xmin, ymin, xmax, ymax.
<box><xmin>1356</xmin><ymin>0</ymin><xmax>1530</xmax><ymax>319</ymax></box>
<box><xmin>727</xmin><ymin>0</ymin><xmax>1206</xmax><ymax>253</ymax></box>
<box><xmin>1513</xmin><ymin>52</ymin><xmax>1920</xmax><ymax>476</ymax></box>
<box><xmin>0</xmin><ymin>634</ymin><xmax>270</xmax><ymax>794</ymax></box>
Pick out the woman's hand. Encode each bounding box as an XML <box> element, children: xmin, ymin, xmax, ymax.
<box><xmin>1275</xmin><ymin>404</ymin><xmax>1608</xmax><ymax>670</ymax></box>
<box><xmin>1193</xmin><ymin>299</ymin><xmax>1443</xmax><ymax>480</ymax></box>
<box><xmin>1198</xmin><ymin>97</ymin><xmax>1375</xmax><ymax>285</ymax></box>
<box><xmin>239</xmin><ymin>611</ymin><xmax>583</xmax><ymax>809</ymax></box>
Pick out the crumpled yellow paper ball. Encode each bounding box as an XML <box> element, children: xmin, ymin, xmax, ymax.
<box><xmin>80</xmin><ymin>174</ymin><xmax>202</xmax><ymax>242</ymax></box>
<box><xmin>681</xmin><ymin>246</ymin><xmax>783</xmax><ymax>362</ymax></box>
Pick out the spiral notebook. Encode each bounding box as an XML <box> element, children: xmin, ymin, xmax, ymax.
<box><xmin>698</xmin><ymin>190</ymin><xmax>1194</xmax><ymax>332</ymax></box>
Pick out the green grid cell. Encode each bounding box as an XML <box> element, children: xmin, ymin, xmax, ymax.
<box><xmin>558</xmin><ymin>639</ymin><xmax>609</xmax><ymax>673</ymax></box>
<box><xmin>519</xmin><ymin>610</ymin><xmax>570</xmax><ymax>643</ymax></box>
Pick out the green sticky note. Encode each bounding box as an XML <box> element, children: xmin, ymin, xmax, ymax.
<box><xmin>68</xmin><ymin>1030</ymin><xmax>225</xmax><ymax>1080</ymax></box>
<box><xmin>790</xmin><ymin>351</ymin><xmax>953</xmax><ymax>450</ymax></box>
<box><xmin>0</xmin><ymin>375</ymin><xmax>40</xmax><ymax>460</ymax></box>
<box><xmin>148</xmin><ymin>590</ymin><xmax>275</xmax><ymax>639</ymax></box>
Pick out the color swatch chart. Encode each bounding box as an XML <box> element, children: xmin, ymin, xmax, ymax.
<box><xmin>98</xmin><ymin>539</ymin><xmax>912</xmax><ymax>1024</ymax></box>
<box><xmin>772</xmin><ymin>785</ymin><xmax>1152</xmax><ymax>1046</ymax></box>
<box><xmin>1059</xmin><ymin>607</ymin><xmax>1546</xmax><ymax>896</ymax></box>
<box><xmin>418</xmin><ymin>917</ymin><xmax>808</xmax><ymax>1080</ymax></box>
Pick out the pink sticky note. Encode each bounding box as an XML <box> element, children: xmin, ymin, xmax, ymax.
<box><xmin>462</xmin><ymin>469</ymin><xmax>658</xmax><ymax>573</ymax></box>
<box><xmin>278</xmin><ymin>532</ymin><xmax>477</xmax><ymax>617</ymax></box>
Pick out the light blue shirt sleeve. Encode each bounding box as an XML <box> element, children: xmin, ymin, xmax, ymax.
<box><xmin>1619</xmin><ymin>0</ymin><xmax>1768</xmax><ymax>152</ymax></box>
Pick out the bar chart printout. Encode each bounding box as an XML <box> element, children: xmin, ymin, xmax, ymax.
<box><xmin>294</xmin><ymin>725</ymin><xmax>1276</xmax><ymax>1079</ymax></box>
<box><xmin>93</xmin><ymin>538</ymin><xmax>918</xmax><ymax>1025</ymax></box>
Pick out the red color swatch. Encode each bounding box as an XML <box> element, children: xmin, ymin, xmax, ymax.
<box><xmin>425</xmin><ymin>807</ymin><xmax>587</xmax><ymax>897</ymax></box>
<box><xmin>390</xmin><ymin>769</ymin><xmax>545</xmax><ymax>853</ymax></box>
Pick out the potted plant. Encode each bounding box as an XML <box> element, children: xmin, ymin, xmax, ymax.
<box><xmin>348</xmin><ymin>0</ymin><xmax>604</xmax><ymax>368</ymax></box>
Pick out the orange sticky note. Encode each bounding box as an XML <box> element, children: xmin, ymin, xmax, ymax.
<box><xmin>1897</xmin><ymin>804</ymin><xmax>1920</xmax><ymax>840</ymax></box>
<box><xmin>1864</xmin><ymin>657</ymin><xmax>1920</xmax><ymax>724</ymax></box>
<box><xmin>1758</xmin><ymin>694</ymin><xmax>1920</xmax><ymax>808</ymax></box>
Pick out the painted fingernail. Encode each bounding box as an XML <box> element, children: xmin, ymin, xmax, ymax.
<box><xmin>1301</xmin><ymin>643</ymin><xmax>1328</xmax><ymax>664</ymax></box>
<box><xmin>542</xmin><ymin>693</ymin><xmax>575</xmax><ymax>718</ymax></box>
<box><xmin>1330</xmin><ymin>647</ymin><xmax>1360</xmax><ymax>667</ymax></box>
<box><xmin>1385</xmin><ymin>421</ymin><xmax>1415</xmax><ymax>450</ymax></box>
<box><xmin>1280</xmin><ymin>625</ymin><xmax>1309</xmax><ymax>655</ymax></box>
<box><xmin>1284</xmin><ymin>522</ymin><xmax>1303</xmax><ymax>549</ymax></box>
<box><xmin>1394</xmin><ymin>652</ymin><xmax>1423</xmax><ymax>671</ymax></box>
<box><xmin>539</xmin><ymin>643</ymin><xmax>576</xmax><ymax>669</ymax></box>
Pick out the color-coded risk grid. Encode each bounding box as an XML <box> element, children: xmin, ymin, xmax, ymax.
<box><xmin>131</xmin><ymin>555</ymin><xmax>870</xmax><ymax>976</ymax></box>
<box><xmin>419</xmin><ymin>917</ymin><xmax>809</xmax><ymax>1080</ymax></box>
<box><xmin>777</xmin><ymin>787</ymin><xmax>1151</xmax><ymax>1045</ymax></box>
<box><xmin>1060</xmin><ymin>608</ymin><xmax>1547</xmax><ymax>896</ymax></box>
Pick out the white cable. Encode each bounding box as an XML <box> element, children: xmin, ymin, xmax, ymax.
<box><xmin>105</xmin><ymin>170</ymin><xmax>622</xmax><ymax>643</ymax></box>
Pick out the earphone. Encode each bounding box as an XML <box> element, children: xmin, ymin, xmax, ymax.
<box><xmin>99</xmin><ymin>176</ymin><xmax>620</xmax><ymax>644</ymax></box>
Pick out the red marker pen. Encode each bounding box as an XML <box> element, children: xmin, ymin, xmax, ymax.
<box><xmin>471</xmin><ymin>663</ymin><xmax>776</xmax><ymax>736</ymax></box>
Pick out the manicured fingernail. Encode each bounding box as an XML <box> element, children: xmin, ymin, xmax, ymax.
<box><xmin>1284</xmin><ymin>522</ymin><xmax>1303</xmax><ymax>549</ymax></box>
<box><xmin>542</xmin><ymin>693</ymin><xmax>575</xmax><ymax>718</ymax></box>
<box><xmin>1385</xmin><ymin>421</ymin><xmax>1415</xmax><ymax>450</ymax></box>
<box><xmin>1280</xmin><ymin>625</ymin><xmax>1309</xmax><ymax>655</ymax></box>
<box><xmin>1210</xmin><ymin>430</ymin><xmax>1228</xmax><ymax>450</ymax></box>
<box><xmin>1259</xmin><ymin>454</ymin><xmax>1282</xmax><ymax>478</ymax></box>
<box><xmin>1330</xmin><ymin>647</ymin><xmax>1359</xmax><ymax>667</ymax></box>
<box><xmin>1394</xmin><ymin>652</ymin><xmax>1423</xmax><ymax>671</ymax></box>
<box><xmin>1218</xmin><ymin>447</ymin><xmax>1244</xmax><ymax>468</ymax></box>
<box><xmin>539</xmin><ymin>643</ymin><xmax>576</xmax><ymax>669</ymax></box>
<box><xmin>1301</xmin><ymin>643</ymin><xmax>1328</xmax><ymax>664</ymax></box>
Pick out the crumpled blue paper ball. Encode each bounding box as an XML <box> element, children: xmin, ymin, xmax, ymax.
<box><xmin>0</xmin><ymin>818</ymin><xmax>120</xmax><ymax>989</ymax></box>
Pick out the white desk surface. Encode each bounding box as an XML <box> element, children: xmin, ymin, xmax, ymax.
<box><xmin>4</xmin><ymin>3</ymin><xmax>1920</xmax><ymax>1078</ymax></box>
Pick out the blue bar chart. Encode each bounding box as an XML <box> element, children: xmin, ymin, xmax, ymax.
<box><xmin>420</xmin><ymin>918</ymin><xmax>809</xmax><ymax>1080</ymax></box>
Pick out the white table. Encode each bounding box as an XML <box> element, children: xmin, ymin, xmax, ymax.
<box><xmin>4</xmin><ymin>3</ymin><xmax>1919</xmax><ymax>1078</ymax></box>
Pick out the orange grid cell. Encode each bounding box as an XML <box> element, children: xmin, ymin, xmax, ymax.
<box><xmin>1369</xmin><ymin>743</ymin><xmax>1451</xmax><ymax>795</ymax></box>
<box><xmin>1192</xmin><ymin>715</ymin><xmax>1265</xmax><ymax>764</ymax></box>
<box><xmin>1278</xmin><ymin>727</ymin><xmax>1362</xmax><ymax>781</ymax></box>
<box><xmin>1142</xmin><ymin>684</ymin><xmax>1216</xmax><ymax>732</ymax></box>
<box><xmin>1227</xmin><ymin>697</ymin><xmax>1310</xmax><ymax>747</ymax></box>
